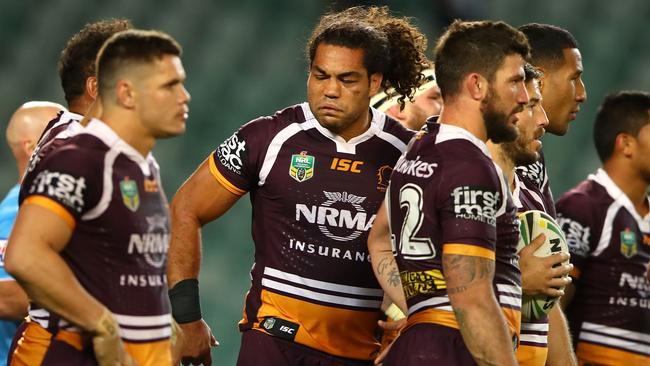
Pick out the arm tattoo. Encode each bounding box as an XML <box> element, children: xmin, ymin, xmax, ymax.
<box><xmin>443</xmin><ymin>254</ymin><xmax>494</xmax><ymax>294</ymax></box>
<box><xmin>378</xmin><ymin>257</ymin><xmax>402</xmax><ymax>288</ymax></box>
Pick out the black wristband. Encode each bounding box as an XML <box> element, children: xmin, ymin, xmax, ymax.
<box><xmin>169</xmin><ymin>279</ymin><xmax>202</xmax><ymax>324</ymax></box>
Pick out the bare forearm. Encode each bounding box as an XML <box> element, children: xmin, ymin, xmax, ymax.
<box><xmin>546</xmin><ymin>305</ymin><xmax>577</xmax><ymax>366</ymax></box>
<box><xmin>167</xmin><ymin>206</ymin><xmax>203</xmax><ymax>287</ymax></box>
<box><xmin>453</xmin><ymin>295</ymin><xmax>517</xmax><ymax>365</ymax></box>
<box><xmin>371</xmin><ymin>252</ymin><xmax>407</xmax><ymax>313</ymax></box>
<box><xmin>8</xmin><ymin>249</ymin><xmax>104</xmax><ymax>330</ymax></box>
<box><xmin>368</xmin><ymin>201</ymin><xmax>407</xmax><ymax>313</ymax></box>
<box><xmin>444</xmin><ymin>253</ymin><xmax>517</xmax><ymax>366</ymax></box>
<box><xmin>0</xmin><ymin>280</ymin><xmax>29</xmax><ymax>320</ymax></box>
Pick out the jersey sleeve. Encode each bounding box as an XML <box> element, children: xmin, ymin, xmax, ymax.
<box><xmin>555</xmin><ymin>192</ymin><xmax>597</xmax><ymax>278</ymax></box>
<box><xmin>20</xmin><ymin>145</ymin><xmax>102</xmax><ymax>229</ymax></box>
<box><xmin>208</xmin><ymin>117</ymin><xmax>273</xmax><ymax>195</ymax></box>
<box><xmin>437</xmin><ymin>158</ymin><xmax>503</xmax><ymax>260</ymax></box>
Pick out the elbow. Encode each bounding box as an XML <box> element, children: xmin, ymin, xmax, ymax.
<box><xmin>4</xmin><ymin>242</ymin><xmax>31</xmax><ymax>280</ymax></box>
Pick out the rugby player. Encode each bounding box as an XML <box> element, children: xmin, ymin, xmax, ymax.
<box><xmin>371</xmin><ymin>68</ymin><xmax>441</xmax><ymax>131</ymax></box>
<box><xmin>515</xmin><ymin>23</ymin><xmax>587</xmax><ymax>218</ymax></box>
<box><xmin>38</xmin><ymin>18</ymin><xmax>133</xmax><ymax>147</ymax></box>
<box><xmin>369</xmin><ymin>20</ymin><xmax>529</xmax><ymax>365</ymax></box>
<box><xmin>557</xmin><ymin>91</ymin><xmax>650</xmax><ymax>365</ymax></box>
<box><xmin>5</xmin><ymin>29</ymin><xmax>190</xmax><ymax>366</ymax></box>
<box><xmin>167</xmin><ymin>6</ymin><xmax>428</xmax><ymax>366</ymax></box>
<box><xmin>486</xmin><ymin>64</ymin><xmax>577</xmax><ymax>366</ymax></box>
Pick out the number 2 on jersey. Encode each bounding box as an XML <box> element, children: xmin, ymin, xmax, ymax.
<box><xmin>395</xmin><ymin>183</ymin><xmax>436</xmax><ymax>260</ymax></box>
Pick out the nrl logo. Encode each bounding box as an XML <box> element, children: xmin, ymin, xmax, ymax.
<box><xmin>120</xmin><ymin>177</ymin><xmax>140</xmax><ymax>212</ymax></box>
<box><xmin>289</xmin><ymin>151</ymin><xmax>315</xmax><ymax>182</ymax></box>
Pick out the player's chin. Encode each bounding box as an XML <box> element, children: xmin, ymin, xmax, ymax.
<box><xmin>159</xmin><ymin>124</ymin><xmax>186</xmax><ymax>138</ymax></box>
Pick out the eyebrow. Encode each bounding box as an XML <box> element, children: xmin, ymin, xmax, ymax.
<box><xmin>313</xmin><ymin>65</ymin><xmax>362</xmax><ymax>79</ymax></box>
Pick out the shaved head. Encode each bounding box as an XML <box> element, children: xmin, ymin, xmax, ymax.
<box><xmin>6</xmin><ymin>101</ymin><xmax>65</xmax><ymax>177</ymax></box>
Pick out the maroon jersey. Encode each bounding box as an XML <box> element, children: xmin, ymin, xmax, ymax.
<box><xmin>516</xmin><ymin>149</ymin><xmax>556</xmax><ymax>217</ymax></box>
<box><xmin>37</xmin><ymin>110</ymin><xmax>83</xmax><ymax>146</ymax></box>
<box><xmin>19</xmin><ymin>119</ymin><xmax>172</xmax><ymax>364</ymax></box>
<box><xmin>513</xmin><ymin>174</ymin><xmax>551</xmax><ymax>366</ymax></box>
<box><xmin>556</xmin><ymin>169</ymin><xmax>650</xmax><ymax>365</ymax></box>
<box><xmin>387</xmin><ymin>121</ymin><xmax>521</xmax><ymax>343</ymax></box>
<box><xmin>24</xmin><ymin>111</ymin><xmax>84</xmax><ymax>182</ymax></box>
<box><xmin>209</xmin><ymin>103</ymin><xmax>413</xmax><ymax>360</ymax></box>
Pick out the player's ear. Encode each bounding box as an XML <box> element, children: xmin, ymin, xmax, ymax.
<box><xmin>116</xmin><ymin>79</ymin><xmax>136</xmax><ymax>109</ymax></box>
<box><xmin>536</xmin><ymin>66</ymin><xmax>546</xmax><ymax>93</ymax></box>
<box><xmin>86</xmin><ymin>76</ymin><xmax>98</xmax><ymax>99</ymax></box>
<box><xmin>616</xmin><ymin>133</ymin><xmax>635</xmax><ymax>158</ymax></box>
<box><xmin>369</xmin><ymin>72</ymin><xmax>383</xmax><ymax>96</ymax></box>
<box><xmin>466</xmin><ymin>73</ymin><xmax>487</xmax><ymax>101</ymax></box>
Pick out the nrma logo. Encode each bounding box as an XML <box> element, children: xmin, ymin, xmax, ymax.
<box><xmin>128</xmin><ymin>214</ymin><xmax>169</xmax><ymax>268</ymax></box>
<box><xmin>296</xmin><ymin>191</ymin><xmax>375</xmax><ymax>241</ymax></box>
<box><xmin>451</xmin><ymin>186</ymin><xmax>499</xmax><ymax>226</ymax></box>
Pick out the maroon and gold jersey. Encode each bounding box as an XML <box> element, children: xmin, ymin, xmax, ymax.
<box><xmin>513</xmin><ymin>174</ymin><xmax>552</xmax><ymax>366</ymax></box>
<box><xmin>37</xmin><ymin>110</ymin><xmax>83</xmax><ymax>146</ymax></box>
<box><xmin>556</xmin><ymin>169</ymin><xmax>650</xmax><ymax>365</ymax></box>
<box><xmin>387</xmin><ymin>121</ymin><xmax>522</xmax><ymax>344</ymax></box>
<box><xmin>516</xmin><ymin>149</ymin><xmax>556</xmax><ymax>217</ymax></box>
<box><xmin>209</xmin><ymin>103</ymin><xmax>413</xmax><ymax>360</ymax></box>
<box><xmin>18</xmin><ymin>119</ymin><xmax>172</xmax><ymax>365</ymax></box>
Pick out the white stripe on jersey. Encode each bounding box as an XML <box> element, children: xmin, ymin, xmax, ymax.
<box><xmin>521</xmin><ymin>322</ymin><xmax>549</xmax><ymax>332</ymax></box>
<box><xmin>581</xmin><ymin>322</ymin><xmax>650</xmax><ymax>344</ymax></box>
<box><xmin>590</xmin><ymin>169</ymin><xmax>650</xmax><ymax>232</ymax></box>
<box><xmin>498</xmin><ymin>294</ymin><xmax>521</xmax><ymax>308</ymax></box>
<box><xmin>114</xmin><ymin>313</ymin><xmax>171</xmax><ymax>327</ymax></box>
<box><xmin>408</xmin><ymin>296</ymin><xmax>450</xmax><ymax>315</ymax></box>
<box><xmin>120</xmin><ymin>327</ymin><xmax>172</xmax><ymax>341</ymax></box>
<box><xmin>496</xmin><ymin>283</ymin><xmax>522</xmax><ymax>295</ymax></box>
<box><xmin>261</xmin><ymin>278</ymin><xmax>381</xmax><ymax>309</ymax></box>
<box><xmin>520</xmin><ymin>334</ymin><xmax>548</xmax><ymax>344</ymax></box>
<box><xmin>512</xmin><ymin>174</ymin><xmax>547</xmax><ymax>211</ymax></box>
<box><xmin>263</xmin><ymin>267</ymin><xmax>383</xmax><ymax>297</ymax></box>
<box><xmin>82</xmin><ymin>148</ymin><xmax>119</xmax><ymax>221</ymax></box>
<box><xmin>579</xmin><ymin>331</ymin><xmax>650</xmax><ymax>355</ymax></box>
<box><xmin>301</xmin><ymin>103</ymin><xmax>407</xmax><ymax>155</ymax></box>
<box><xmin>38</xmin><ymin>111</ymin><xmax>83</xmax><ymax>144</ymax></box>
<box><xmin>258</xmin><ymin>119</ymin><xmax>314</xmax><ymax>185</ymax></box>
<box><xmin>29</xmin><ymin>308</ymin><xmax>171</xmax><ymax>341</ymax></box>
<box><xmin>592</xmin><ymin>201</ymin><xmax>623</xmax><ymax>257</ymax></box>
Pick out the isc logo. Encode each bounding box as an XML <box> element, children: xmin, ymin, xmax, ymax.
<box><xmin>330</xmin><ymin>158</ymin><xmax>363</xmax><ymax>173</ymax></box>
<box><xmin>279</xmin><ymin>325</ymin><xmax>295</xmax><ymax>334</ymax></box>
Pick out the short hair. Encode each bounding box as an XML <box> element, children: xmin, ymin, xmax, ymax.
<box><xmin>434</xmin><ymin>20</ymin><xmax>530</xmax><ymax>100</ymax></box>
<box><xmin>593</xmin><ymin>91</ymin><xmax>650</xmax><ymax>162</ymax></box>
<box><xmin>524</xmin><ymin>63</ymin><xmax>542</xmax><ymax>82</ymax></box>
<box><xmin>96</xmin><ymin>29</ymin><xmax>182</xmax><ymax>96</ymax></box>
<box><xmin>58</xmin><ymin>19</ymin><xmax>133</xmax><ymax>105</ymax></box>
<box><xmin>306</xmin><ymin>6</ymin><xmax>430</xmax><ymax>108</ymax></box>
<box><xmin>518</xmin><ymin>23</ymin><xmax>578</xmax><ymax>69</ymax></box>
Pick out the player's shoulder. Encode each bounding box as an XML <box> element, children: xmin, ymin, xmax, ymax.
<box><xmin>557</xmin><ymin>176</ymin><xmax>609</xmax><ymax>209</ymax></box>
<box><xmin>432</xmin><ymin>122</ymin><xmax>494</xmax><ymax>165</ymax></box>
<box><xmin>240</xmin><ymin>103</ymin><xmax>308</xmax><ymax>135</ymax></box>
<box><xmin>380</xmin><ymin>112</ymin><xmax>416</xmax><ymax>145</ymax></box>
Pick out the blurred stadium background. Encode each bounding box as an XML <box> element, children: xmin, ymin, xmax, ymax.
<box><xmin>0</xmin><ymin>0</ymin><xmax>648</xmax><ymax>362</ymax></box>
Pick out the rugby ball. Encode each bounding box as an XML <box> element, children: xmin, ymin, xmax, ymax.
<box><xmin>517</xmin><ymin>210</ymin><xmax>570</xmax><ymax>321</ymax></box>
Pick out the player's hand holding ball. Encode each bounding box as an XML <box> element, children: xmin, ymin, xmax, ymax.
<box><xmin>517</xmin><ymin>210</ymin><xmax>573</xmax><ymax>320</ymax></box>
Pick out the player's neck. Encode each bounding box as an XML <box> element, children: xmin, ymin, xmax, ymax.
<box><xmin>337</xmin><ymin>109</ymin><xmax>371</xmax><ymax>141</ymax></box>
<box><xmin>487</xmin><ymin>142</ymin><xmax>515</xmax><ymax>191</ymax></box>
<box><xmin>603</xmin><ymin>162</ymin><xmax>649</xmax><ymax>217</ymax></box>
<box><xmin>68</xmin><ymin>95</ymin><xmax>94</xmax><ymax>116</ymax></box>
<box><xmin>437</xmin><ymin>101</ymin><xmax>487</xmax><ymax>141</ymax></box>
<box><xmin>101</xmin><ymin>108</ymin><xmax>155</xmax><ymax>158</ymax></box>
